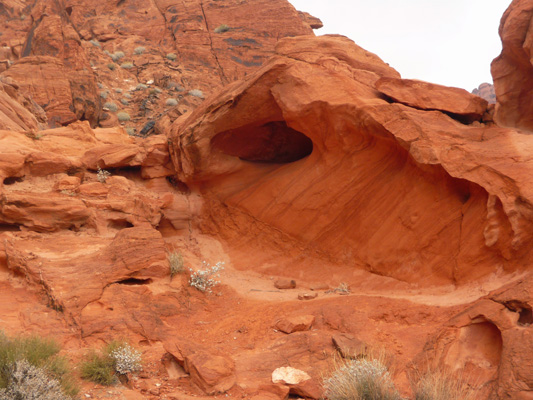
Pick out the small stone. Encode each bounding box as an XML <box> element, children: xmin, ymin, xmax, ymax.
<box><xmin>310</xmin><ymin>283</ymin><xmax>329</xmax><ymax>291</ymax></box>
<box><xmin>276</xmin><ymin>315</ymin><xmax>315</xmax><ymax>334</ymax></box>
<box><xmin>272</xmin><ymin>366</ymin><xmax>311</xmax><ymax>385</ymax></box>
<box><xmin>298</xmin><ymin>292</ymin><xmax>317</xmax><ymax>300</ymax></box>
<box><xmin>332</xmin><ymin>333</ymin><xmax>367</xmax><ymax>359</ymax></box>
<box><xmin>274</xmin><ymin>278</ymin><xmax>296</xmax><ymax>289</ymax></box>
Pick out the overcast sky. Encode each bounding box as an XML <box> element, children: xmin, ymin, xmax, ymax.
<box><xmin>287</xmin><ymin>0</ymin><xmax>511</xmax><ymax>91</ymax></box>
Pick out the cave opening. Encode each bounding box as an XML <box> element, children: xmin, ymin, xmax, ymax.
<box><xmin>211</xmin><ymin>120</ymin><xmax>313</xmax><ymax>164</ymax></box>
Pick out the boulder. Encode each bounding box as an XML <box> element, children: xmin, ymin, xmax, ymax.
<box><xmin>276</xmin><ymin>315</ymin><xmax>315</xmax><ymax>334</ymax></box>
<box><xmin>376</xmin><ymin>77</ymin><xmax>488</xmax><ymax>122</ymax></box>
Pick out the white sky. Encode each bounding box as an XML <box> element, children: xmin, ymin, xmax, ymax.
<box><xmin>288</xmin><ymin>0</ymin><xmax>511</xmax><ymax>91</ymax></box>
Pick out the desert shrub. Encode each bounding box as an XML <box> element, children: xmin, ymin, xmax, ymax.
<box><xmin>114</xmin><ymin>88</ymin><xmax>123</xmax><ymax>93</ymax></box>
<box><xmin>0</xmin><ymin>332</ymin><xmax>78</xmax><ymax>398</ymax></box>
<box><xmin>134</xmin><ymin>46</ymin><xmax>145</xmax><ymax>55</ymax></box>
<box><xmin>189</xmin><ymin>261</ymin><xmax>224</xmax><ymax>292</ymax></box>
<box><xmin>0</xmin><ymin>360</ymin><xmax>70</xmax><ymax>400</ymax></box>
<box><xmin>214</xmin><ymin>24</ymin><xmax>230</xmax><ymax>33</ymax></box>
<box><xmin>117</xmin><ymin>111</ymin><xmax>130</xmax><ymax>122</ymax></box>
<box><xmin>99</xmin><ymin>90</ymin><xmax>109</xmax><ymax>99</ymax></box>
<box><xmin>120</xmin><ymin>98</ymin><xmax>129</xmax><ymax>105</ymax></box>
<box><xmin>165</xmin><ymin>98</ymin><xmax>178</xmax><ymax>107</ymax></box>
<box><xmin>103</xmin><ymin>102</ymin><xmax>118</xmax><ymax>112</ymax></box>
<box><xmin>89</xmin><ymin>39</ymin><xmax>101</xmax><ymax>48</ymax></box>
<box><xmin>107</xmin><ymin>63</ymin><xmax>116</xmax><ymax>70</ymax></box>
<box><xmin>188</xmin><ymin>89</ymin><xmax>204</xmax><ymax>98</ymax></box>
<box><xmin>96</xmin><ymin>167</ymin><xmax>111</xmax><ymax>183</ymax></box>
<box><xmin>168</xmin><ymin>251</ymin><xmax>184</xmax><ymax>276</ymax></box>
<box><xmin>166</xmin><ymin>53</ymin><xmax>177</xmax><ymax>61</ymax></box>
<box><xmin>125</xmin><ymin>127</ymin><xmax>135</xmax><ymax>136</ymax></box>
<box><xmin>149</xmin><ymin>88</ymin><xmax>162</xmax><ymax>95</ymax></box>
<box><xmin>323</xmin><ymin>357</ymin><xmax>401</xmax><ymax>400</ymax></box>
<box><xmin>123</xmin><ymin>93</ymin><xmax>132</xmax><ymax>99</ymax></box>
<box><xmin>120</xmin><ymin>62</ymin><xmax>134</xmax><ymax>69</ymax></box>
<box><xmin>110</xmin><ymin>51</ymin><xmax>125</xmax><ymax>61</ymax></box>
<box><xmin>81</xmin><ymin>341</ymin><xmax>141</xmax><ymax>386</ymax></box>
<box><xmin>136</xmin><ymin>83</ymin><xmax>148</xmax><ymax>90</ymax></box>
<box><xmin>414</xmin><ymin>369</ymin><xmax>474</xmax><ymax>400</ymax></box>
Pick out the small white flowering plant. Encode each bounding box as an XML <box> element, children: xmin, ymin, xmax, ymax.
<box><xmin>110</xmin><ymin>343</ymin><xmax>142</xmax><ymax>375</ymax></box>
<box><xmin>96</xmin><ymin>166</ymin><xmax>111</xmax><ymax>183</ymax></box>
<box><xmin>188</xmin><ymin>261</ymin><xmax>224</xmax><ymax>293</ymax></box>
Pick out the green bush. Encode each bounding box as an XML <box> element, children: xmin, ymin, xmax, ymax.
<box><xmin>166</xmin><ymin>53</ymin><xmax>177</xmax><ymax>61</ymax></box>
<box><xmin>107</xmin><ymin>63</ymin><xmax>116</xmax><ymax>70</ymax></box>
<box><xmin>120</xmin><ymin>98</ymin><xmax>129</xmax><ymax>105</ymax></box>
<box><xmin>120</xmin><ymin>62</ymin><xmax>134</xmax><ymax>69</ymax></box>
<box><xmin>117</xmin><ymin>111</ymin><xmax>130</xmax><ymax>122</ymax></box>
<box><xmin>134</xmin><ymin>46</ymin><xmax>145</xmax><ymax>55</ymax></box>
<box><xmin>114</xmin><ymin>88</ymin><xmax>123</xmax><ymax>93</ymax></box>
<box><xmin>136</xmin><ymin>83</ymin><xmax>148</xmax><ymax>90</ymax></box>
<box><xmin>125</xmin><ymin>127</ymin><xmax>135</xmax><ymax>136</ymax></box>
<box><xmin>103</xmin><ymin>102</ymin><xmax>118</xmax><ymax>112</ymax></box>
<box><xmin>214</xmin><ymin>24</ymin><xmax>230</xmax><ymax>33</ymax></box>
<box><xmin>323</xmin><ymin>357</ymin><xmax>401</xmax><ymax>400</ymax></box>
<box><xmin>99</xmin><ymin>90</ymin><xmax>109</xmax><ymax>99</ymax></box>
<box><xmin>165</xmin><ymin>98</ymin><xmax>178</xmax><ymax>107</ymax></box>
<box><xmin>81</xmin><ymin>341</ymin><xmax>141</xmax><ymax>386</ymax></box>
<box><xmin>89</xmin><ymin>39</ymin><xmax>101</xmax><ymax>47</ymax></box>
<box><xmin>0</xmin><ymin>332</ymin><xmax>78</xmax><ymax>398</ymax></box>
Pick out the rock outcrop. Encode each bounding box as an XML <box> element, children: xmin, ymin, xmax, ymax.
<box><xmin>492</xmin><ymin>0</ymin><xmax>533</xmax><ymax>131</ymax></box>
<box><xmin>171</xmin><ymin>34</ymin><xmax>533</xmax><ymax>286</ymax></box>
<box><xmin>472</xmin><ymin>82</ymin><xmax>496</xmax><ymax>104</ymax></box>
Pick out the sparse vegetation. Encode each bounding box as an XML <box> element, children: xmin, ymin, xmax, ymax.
<box><xmin>120</xmin><ymin>98</ymin><xmax>129</xmax><ymax>105</ymax></box>
<box><xmin>125</xmin><ymin>127</ymin><xmax>135</xmax><ymax>136</ymax></box>
<box><xmin>99</xmin><ymin>90</ymin><xmax>109</xmax><ymax>99</ymax></box>
<box><xmin>134</xmin><ymin>46</ymin><xmax>145</xmax><ymax>55</ymax></box>
<box><xmin>89</xmin><ymin>39</ymin><xmax>101</xmax><ymax>47</ymax></box>
<box><xmin>123</xmin><ymin>93</ymin><xmax>132</xmax><ymax>99</ymax></box>
<box><xmin>114</xmin><ymin>88</ymin><xmax>123</xmax><ymax>93</ymax></box>
<box><xmin>168</xmin><ymin>251</ymin><xmax>185</xmax><ymax>277</ymax></box>
<box><xmin>414</xmin><ymin>369</ymin><xmax>474</xmax><ymax>400</ymax></box>
<box><xmin>323</xmin><ymin>357</ymin><xmax>401</xmax><ymax>400</ymax></box>
<box><xmin>103</xmin><ymin>102</ymin><xmax>118</xmax><ymax>112</ymax></box>
<box><xmin>188</xmin><ymin>89</ymin><xmax>204</xmax><ymax>98</ymax></box>
<box><xmin>96</xmin><ymin>166</ymin><xmax>111</xmax><ymax>183</ymax></box>
<box><xmin>166</xmin><ymin>53</ymin><xmax>177</xmax><ymax>61</ymax></box>
<box><xmin>109</xmin><ymin>51</ymin><xmax>125</xmax><ymax>62</ymax></box>
<box><xmin>81</xmin><ymin>341</ymin><xmax>142</xmax><ymax>386</ymax></box>
<box><xmin>107</xmin><ymin>63</ymin><xmax>116</xmax><ymax>70</ymax></box>
<box><xmin>166</xmin><ymin>98</ymin><xmax>178</xmax><ymax>107</ymax></box>
<box><xmin>214</xmin><ymin>24</ymin><xmax>230</xmax><ymax>33</ymax></box>
<box><xmin>136</xmin><ymin>83</ymin><xmax>148</xmax><ymax>90</ymax></box>
<box><xmin>149</xmin><ymin>88</ymin><xmax>162</xmax><ymax>95</ymax></box>
<box><xmin>189</xmin><ymin>261</ymin><xmax>224</xmax><ymax>293</ymax></box>
<box><xmin>117</xmin><ymin>111</ymin><xmax>130</xmax><ymax>122</ymax></box>
<box><xmin>0</xmin><ymin>332</ymin><xmax>78</xmax><ymax>399</ymax></box>
<box><xmin>120</xmin><ymin>62</ymin><xmax>134</xmax><ymax>69</ymax></box>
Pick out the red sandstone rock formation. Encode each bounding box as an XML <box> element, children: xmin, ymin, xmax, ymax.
<box><xmin>472</xmin><ymin>82</ymin><xmax>496</xmax><ymax>104</ymax></box>
<box><xmin>0</xmin><ymin>2</ymin><xmax>532</xmax><ymax>400</ymax></box>
<box><xmin>492</xmin><ymin>0</ymin><xmax>533</xmax><ymax>131</ymax></box>
<box><xmin>171</xmin><ymin>34</ymin><xmax>533</xmax><ymax>286</ymax></box>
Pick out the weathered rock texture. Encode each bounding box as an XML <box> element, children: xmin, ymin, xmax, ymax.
<box><xmin>472</xmin><ymin>82</ymin><xmax>496</xmax><ymax>104</ymax></box>
<box><xmin>0</xmin><ymin>0</ymin><xmax>315</xmax><ymax>131</ymax></box>
<box><xmin>171</xmin><ymin>34</ymin><xmax>533</xmax><ymax>286</ymax></box>
<box><xmin>0</xmin><ymin>2</ymin><xmax>532</xmax><ymax>400</ymax></box>
<box><xmin>492</xmin><ymin>0</ymin><xmax>533</xmax><ymax>131</ymax></box>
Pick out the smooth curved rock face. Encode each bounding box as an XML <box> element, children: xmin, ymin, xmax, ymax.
<box><xmin>171</xmin><ymin>34</ymin><xmax>533</xmax><ymax>285</ymax></box>
<box><xmin>492</xmin><ymin>0</ymin><xmax>533</xmax><ymax>131</ymax></box>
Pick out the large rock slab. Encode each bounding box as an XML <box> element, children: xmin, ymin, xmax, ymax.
<box><xmin>376</xmin><ymin>77</ymin><xmax>488</xmax><ymax>122</ymax></box>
